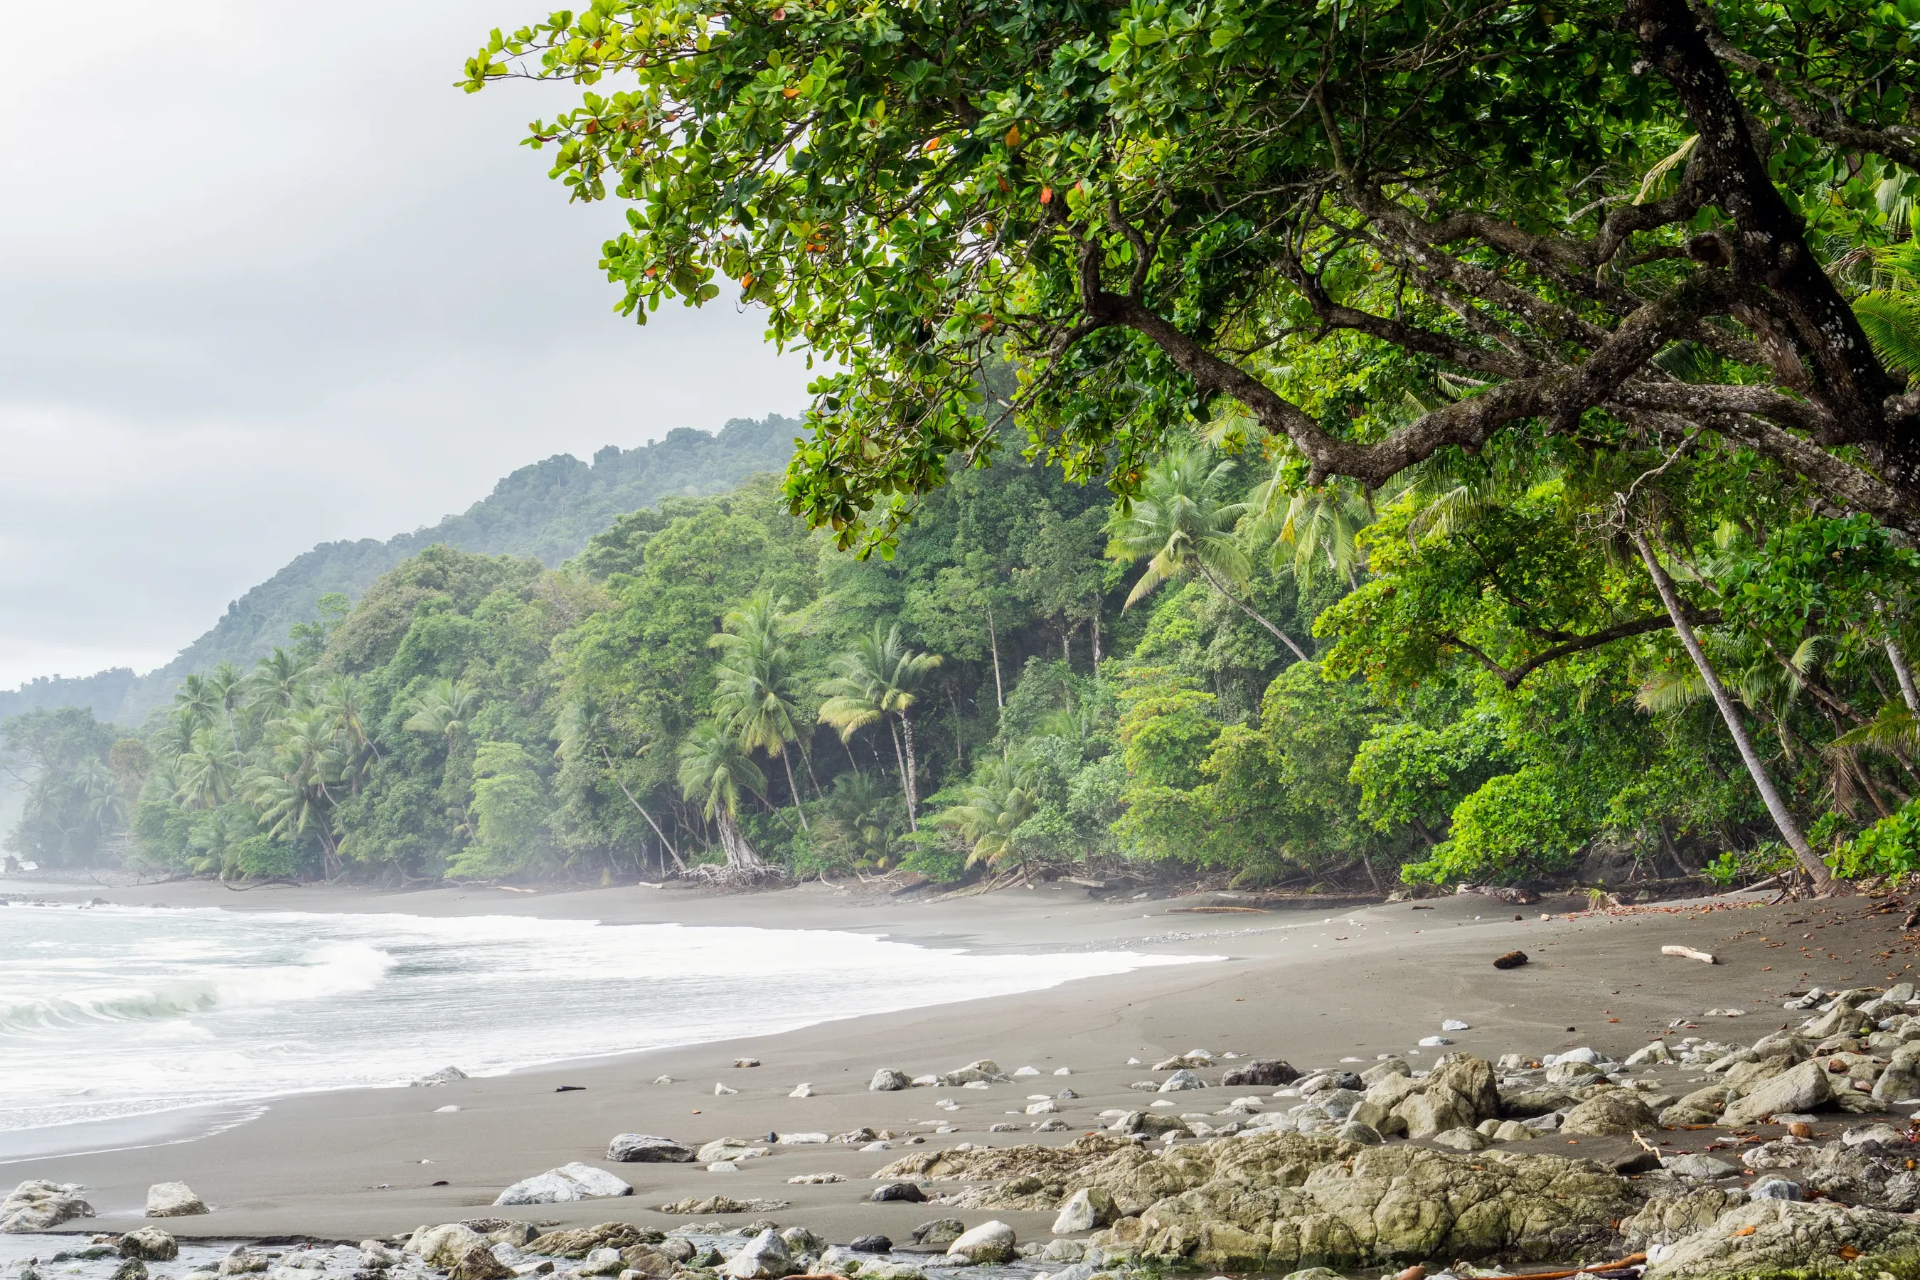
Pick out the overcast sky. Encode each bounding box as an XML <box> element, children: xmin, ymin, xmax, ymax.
<box><xmin>0</xmin><ymin>0</ymin><xmax>815</xmax><ymax>691</ymax></box>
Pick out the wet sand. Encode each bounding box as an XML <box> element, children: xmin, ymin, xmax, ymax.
<box><xmin>7</xmin><ymin>877</ymin><xmax>1911</xmax><ymax>1242</ymax></box>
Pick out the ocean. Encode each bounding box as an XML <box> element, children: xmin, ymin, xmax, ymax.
<box><xmin>0</xmin><ymin>900</ymin><xmax>1203</xmax><ymax>1137</ymax></box>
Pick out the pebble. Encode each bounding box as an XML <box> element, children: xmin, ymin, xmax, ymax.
<box><xmin>1417</xmin><ymin>1036</ymin><xmax>1453</xmax><ymax>1048</ymax></box>
<box><xmin>713</xmin><ymin>1083</ymin><xmax>738</xmax><ymax>1096</ymax></box>
<box><xmin>1441</xmin><ymin>1019</ymin><xmax>1470</xmax><ymax>1032</ymax></box>
<box><xmin>789</xmin><ymin>1084</ymin><xmax>814</xmax><ymax>1098</ymax></box>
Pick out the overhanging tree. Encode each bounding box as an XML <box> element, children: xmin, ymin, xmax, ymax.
<box><xmin>464</xmin><ymin>0</ymin><xmax>1920</xmax><ymax>544</ymax></box>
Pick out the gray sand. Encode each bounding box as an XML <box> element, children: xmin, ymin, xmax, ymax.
<box><xmin>4</xmin><ymin>878</ymin><xmax>1874</xmax><ymax>1242</ymax></box>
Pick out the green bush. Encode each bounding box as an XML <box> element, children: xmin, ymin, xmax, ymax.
<box><xmin>1404</xmin><ymin>766</ymin><xmax>1587</xmax><ymax>885</ymax></box>
<box><xmin>234</xmin><ymin>834</ymin><xmax>299</xmax><ymax>879</ymax></box>
<box><xmin>1837</xmin><ymin>800</ymin><xmax>1920</xmax><ymax>879</ymax></box>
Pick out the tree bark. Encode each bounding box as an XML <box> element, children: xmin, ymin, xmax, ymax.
<box><xmin>899</xmin><ymin>712</ymin><xmax>922</xmax><ymax>829</ymax></box>
<box><xmin>716</xmin><ymin>809</ymin><xmax>764</xmax><ymax>869</ymax></box>
<box><xmin>985</xmin><ymin>600</ymin><xmax>1005</xmax><ymax>709</ymax></box>
<box><xmin>887</xmin><ymin>718</ymin><xmax>915</xmax><ymax>831</ymax></box>
<box><xmin>600</xmin><ymin>745</ymin><xmax>685</xmax><ymax>870</ymax></box>
<box><xmin>1634</xmin><ymin>532</ymin><xmax>1834</xmax><ymax>893</ymax></box>
<box><xmin>779</xmin><ymin>749</ymin><xmax>809</xmax><ymax>830</ymax></box>
<box><xmin>1092</xmin><ymin>614</ymin><xmax>1102</xmax><ymax>679</ymax></box>
<box><xmin>1888</xmin><ymin>639</ymin><xmax>1920</xmax><ymax>715</ymax></box>
<box><xmin>1196</xmin><ymin>563</ymin><xmax>1311</xmax><ymax>662</ymax></box>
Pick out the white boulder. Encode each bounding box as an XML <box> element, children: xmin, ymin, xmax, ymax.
<box><xmin>492</xmin><ymin>1163</ymin><xmax>632</xmax><ymax>1206</ymax></box>
<box><xmin>145</xmin><ymin>1182</ymin><xmax>207</xmax><ymax>1218</ymax></box>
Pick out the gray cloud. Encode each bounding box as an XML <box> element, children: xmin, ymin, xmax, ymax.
<box><xmin>0</xmin><ymin>0</ymin><xmax>815</xmax><ymax>688</ymax></box>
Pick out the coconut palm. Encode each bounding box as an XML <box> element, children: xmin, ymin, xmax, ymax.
<box><xmin>402</xmin><ymin>678</ymin><xmax>479</xmax><ymax>747</ymax></box>
<box><xmin>709</xmin><ymin>591</ymin><xmax>811</xmax><ymax>829</ymax></box>
<box><xmin>172</xmin><ymin>674</ymin><xmax>220</xmax><ymax>734</ymax></box>
<box><xmin>817</xmin><ymin>624</ymin><xmax>943</xmax><ymax>830</ymax></box>
<box><xmin>556</xmin><ymin>698</ymin><xmax>685</xmax><ymax>871</ymax></box>
<box><xmin>819</xmin><ymin>770</ymin><xmax>902</xmax><ymax>869</ymax></box>
<box><xmin>676</xmin><ymin>720</ymin><xmax>768</xmax><ymax>869</ymax></box>
<box><xmin>1244</xmin><ymin>471</ymin><xmax>1374</xmax><ymax>591</ymax></box>
<box><xmin>244</xmin><ymin>647</ymin><xmax>311</xmax><ymax>716</ymax></box>
<box><xmin>173</xmin><ymin>726</ymin><xmax>240</xmax><ymax>810</ymax></box>
<box><xmin>245</xmin><ymin>704</ymin><xmax>351</xmax><ymax>877</ymax></box>
<box><xmin>933</xmin><ymin>758</ymin><xmax>1039</xmax><ymax>870</ymax></box>
<box><xmin>1107</xmin><ymin>448</ymin><xmax>1309</xmax><ymax>661</ymax></box>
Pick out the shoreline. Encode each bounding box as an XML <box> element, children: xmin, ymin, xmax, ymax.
<box><xmin>3</xmin><ymin>877</ymin><xmax>1905</xmax><ymax>1246</ymax></box>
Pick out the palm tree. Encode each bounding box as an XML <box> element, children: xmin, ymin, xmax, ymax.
<box><xmin>1107</xmin><ymin>448</ymin><xmax>1309</xmax><ymax>661</ymax></box>
<box><xmin>245</xmin><ymin>704</ymin><xmax>351</xmax><ymax>877</ymax></box>
<box><xmin>817</xmin><ymin>624</ymin><xmax>943</xmax><ymax>830</ymax></box>
<box><xmin>402</xmin><ymin>678</ymin><xmax>478</xmax><ymax>748</ymax></box>
<box><xmin>173</xmin><ymin>726</ymin><xmax>240</xmax><ymax>810</ymax></box>
<box><xmin>933</xmin><ymin>759</ymin><xmax>1039</xmax><ymax>871</ymax></box>
<box><xmin>820</xmin><ymin>770</ymin><xmax>902</xmax><ymax>869</ymax></box>
<box><xmin>206</xmin><ymin>662</ymin><xmax>246</xmax><ymax>751</ymax></box>
<box><xmin>676</xmin><ymin>720</ymin><xmax>767</xmax><ymax>869</ymax></box>
<box><xmin>315</xmin><ymin>674</ymin><xmax>380</xmax><ymax>770</ymax></box>
<box><xmin>709</xmin><ymin>591</ymin><xmax>811</xmax><ymax>829</ymax></box>
<box><xmin>556</xmin><ymin>698</ymin><xmax>686</xmax><ymax>871</ymax></box>
<box><xmin>1244</xmin><ymin>471</ymin><xmax>1374</xmax><ymax>592</ymax></box>
<box><xmin>173</xmin><ymin>674</ymin><xmax>220</xmax><ymax>734</ymax></box>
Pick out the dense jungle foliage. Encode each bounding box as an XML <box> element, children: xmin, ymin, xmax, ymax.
<box><xmin>9</xmin><ymin>0</ymin><xmax>1920</xmax><ymax>892</ymax></box>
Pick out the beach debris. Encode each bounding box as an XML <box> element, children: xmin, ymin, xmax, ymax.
<box><xmin>848</xmin><ymin>1236</ymin><xmax>892</xmax><ymax>1254</ymax></box>
<box><xmin>786</xmin><ymin>1172</ymin><xmax>846</xmax><ymax>1184</ymax></box>
<box><xmin>869</xmin><ymin>1068</ymin><xmax>911</xmax><ymax>1092</ymax></box>
<box><xmin>947</xmin><ymin>1221</ymin><xmax>1017</xmax><ymax>1264</ymax></box>
<box><xmin>1054</xmin><ymin>1067</ymin><xmax>1072</xmax><ymax>1075</ymax></box>
<box><xmin>713</xmin><ymin>1082</ymin><xmax>738</xmax><ymax>1096</ymax></box>
<box><xmin>651</xmin><ymin>1075</ymin><xmax>674</xmax><ymax>1085</ymax></box>
<box><xmin>789</xmin><ymin>1083</ymin><xmax>813</xmax><ymax>1098</ymax></box>
<box><xmin>143</xmin><ymin>1182</ymin><xmax>206</xmax><ymax>1218</ymax></box>
<box><xmin>0</xmin><ymin>1179</ymin><xmax>95</xmax><ymax>1233</ymax></box>
<box><xmin>118</xmin><ymin>1229</ymin><xmax>178</xmax><ymax>1262</ymax></box>
<box><xmin>872</xmin><ymin>1181</ymin><xmax>928</xmax><ymax>1203</ymax></box>
<box><xmin>1441</xmin><ymin>1019</ymin><xmax>1471</xmax><ymax>1032</ymax></box>
<box><xmin>733</xmin><ymin>1058</ymin><xmax>761</xmax><ymax>1069</ymax></box>
<box><xmin>777</xmin><ymin>1132</ymin><xmax>828</xmax><ymax>1144</ymax></box>
<box><xmin>606</xmin><ymin>1134</ymin><xmax>696</xmax><ymax>1163</ymax></box>
<box><xmin>555</xmin><ymin>1085</ymin><xmax>587</xmax><ymax>1093</ymax></box>
<box><xmin>493</xmin><ymin>1163</ymin><xmax>633</xmax><ymax>1205</ymax></box>
<box><xmin>1220</xmin><ymin>1058</ymin><xmax>1299</xmax><ymax>1087</ymax></box>
<box><xmin>1492</xmin><ymin>950</ymin><xmax>1529</xmax><ymax>969</ymax></box>
<box><xmin>411</xmin><ymin>1066</ymin><xmax>468</xmax><ymax>1087</ymax></box>
<box><xmin>1661</xmin><ymin>944</ymin><xmax>1717</xmax><ymax>964</ymax></box>
<box><xmin>1051</xmin><ymin>1187</ymin><xmax>1114</xmax><ymax>1234</ymax></box>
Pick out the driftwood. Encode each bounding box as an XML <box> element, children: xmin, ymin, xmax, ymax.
<box><xmin>1492</xmin><ymin>950</ymin><xmax>1530</xmax><ymax>970</ymax></box>
<box><xmin>1662</xmin><ymin>944</ymin><xmax>1718</xmax><ymax>964</ymax></box>
<box><xmin>1495</xmin><ymin>1256</ymin><xmax>1648</xmax><ymax>1280</ymax></box>
<box><xmin>1167</xmin><ymin>906</ymin><xmax>1268</xmax><ymax>914</ymax></box>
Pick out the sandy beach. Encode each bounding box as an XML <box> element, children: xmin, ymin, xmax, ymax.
<box><xmin>5</xmin><ymin>877</ymin><xmax>1911</xmax><ymax>1245</ymax></box>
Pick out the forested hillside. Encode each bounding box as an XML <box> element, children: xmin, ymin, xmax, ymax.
<box><xmin>0</xmin><ymin>416</ymin><xmax>799</xmax><ymax>726</ymax></box>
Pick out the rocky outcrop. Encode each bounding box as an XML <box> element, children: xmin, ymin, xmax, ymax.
<box><xmin>1722</xmin><ymin>1060</ymin><xmax>1831</xmax><ymax>1125</ymax></box>
<box><xmin>144</xmin><ymin>1182</ymin><xmax>207</xmax><ymax>1218</ymax></box>
<box><xmin>408</xmin><ymin>1225</ymin><xmax>491</xmax><ymax>1269</ymax></box>
<box><xmin>0</xmin><ymin>1180</ymin><xmax>96</xmax><ymax>1233</ymax></box>
<box><xmin>119</xmin><ymin>1229</ymin><xmax>178</xmax><ymax>1262</ymax></box>
<box><xmin>493</xmin><ymin>1163</ymin><xmax>632</xmax><ymax>1205</ymax></box>
<box><xmin>1644</xmin><ymin>1198</ymin><xmax>1920</xmax><ymax>1279</ymax></box>
<box><xmin>522</xmin><ymin>1225</ymin><xmax>660</xmax><ymax>1258</ymax></box>
<box><xmin>1561</xmin><ymin>1091</ymin><xmax>1661</xmax><ymax>1136</ymax></box>
<box><xmin>1052</xmin><ymin>1188</ymin><xmax>1115</xmax><ymax>1234</ymax></box>
<box><xmin>721</xmin><ymin>1230</ymin><xmax>787</xmax><ymax>1280</ymax></box>
<box><xmin>1220</xmin><ymin>1059</ymin><xmax>1299</xmax><ymax>1088</ymax></box>
<box><xmin>607</xmin><ymin>1134</ymin><xmax>694</xmax><ymax>1163</ymax></box>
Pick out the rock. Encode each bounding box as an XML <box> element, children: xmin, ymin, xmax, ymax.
<box><xmin>135</xmin><ymin>1180</ymin><xmax>205</xmax><ymax>1219</ymax></box>
<box><xmin>1219</xmin><ymin>1059</ymin><xmax>1299</xmax><ymax>1088</ymax></box>
<box><xmin>1642</xmin><ymin>1198</ymin><xmax>1920</xmax><ymax>1279</ymax></box>
<box><xmin>652</xmin><ymin>1075</ymin><xmax>674</xmax><ymax>1085</ymax></box>
<box><xmin>873</xmin><ymin>1182</ymin><xmax>928</xmax><ymax>1203</ymax></box>
<box><xmin>910</xmin><ymin>1220</ymin><xmax>966</xmax><ymax>1248</ymax></box>
<box><xmin>778</xmin><ymin>1227</ymin><xmax>820</xmax><ymax>1257</ymax></box>
<box><xmin>778</xmin><ymin>1132</ymin><xmax>829</xmax><ymax>1144</ymax></box>
<box><xmin>734</xmin><ymin>1057</ymin><xmax>761</xmax><ymax>1068</ymax></box>
<box><xmin>1333</xmin><ymin>1121</ymin><xmax>1385</xmax><ymax>1145</ymax></box>
<box><xmin>120</xmin><ymin>1229</ymin><xmax>178</xmax><ymax>1262</ymax></box>
<box><xmin>1417</xmin><ymin>1036</ymin><xmax>1453</xmax><ymax>1047</ymax></box>
<box><xmin>1624</xmin><ymin>1042</ymin><xmax>1673</xmax><ymax>1068</ymax></box>
<box><xmin>1429</xmin><ymin>1126</ymin><xmax>1491</xmax><ymax>1152</ymax></box>
<box><xmin>871</xmin><ymin>1068</ymin><xmax>912</xmax><ymax>1092</ymax></box>
<box><xmin>220</xmin><ymin>1249</ymin><xmax>269</xmax><ymax>1274</ymax></box>
<box><xmin>786</xmin><ymin>1172</ymin><xmax>847</xmax><ymax>1184</ymax></box>
<box><xmin>655</xmin><ymin>1194</ymin><xmax>789</xmax><ymax>1214</ymax></box>
<box><xmin>947</xmin><ymin>1222</ymin><xmax>1017</xmax><ymax>1264</ymax></box>
<box><xmin>699</xmin><ymin>1138</ymin><xmax>774</xmax><ymax>1163</ymax></box>
<box><xmin>1545</xmin><ymin>1060</ymin><xmax>1604</xmax><ymax>1086</ymax></box>
<box><xmin>1027</xmin><ymin>1100</ymin><xmax>1059</xmax><ymax>1115</ymax></box>
<box><xmin>608</xmin><ymin>1134</ymin><xmax>696</xmax><ymax>1163</ymax></box>
<box><xmin>721</xmin><ymin>1230</ymin><xmax>789</xmax><ymax>1280</ymax></box>
<box><xmin>1622</xmin><ymin>1188</ymin><xmax>1751</xmax><ymax>1251</ymax></box>
<box><xmin>1561</xmin><ymin>1092</ymin><xmax>1661</xmax><ymax>1137</ymax></box>
<box><xmin>1722</xmin><ymin>1060</ymin><xmax>1832</xmax><ymax>1125</ymax></box>
<box><xmin>941</xmin><ymin>1060</ymin><xmax>1008</xmax><ymax>1086</ymax></box>
<box><xmin>849</xmin><ymin>1236</ymin><xmax>892</xmax><ymax>1253</ymax></box>
<box><xmin>1360</xmin><ymin>1058</ymin><xmax>1411</xmax><ymax>1086</ymax></box>
<box><xmin>409</xmin><ymin>1226</ymin><xmax>491</xmax><ymax>1268</ymax></box>
<box><xmin>1279</xmin><ymin>1271</ymin><xmax>1345</xmax><ymax>1280</ymax></box>
<box><xmin>1159</xmin><ymin>1070</ymin><xmax>1206</xmax><ymax>1092</ymax></box>
<box><xmin>714</xmin><ymin>1082</ymin><xmax>739</xmax><ymax>1096</ymax></box>
<box><xmin>1662</xmin><ymin>1154</ymin><xmax>1739</xmax><ymax>1179</ymax></box>
<box><xmin>1015</xmin><ymin>1066</ymin><xmax>1041</xmax><ymax>1076</ymax></box>
<box><xmin>1492</xmin><ymin>950</ymin><xmax>1528</xmax><ymax>969</ymax></box>
<box><xmin>0</xmin><ymin>1179</ymin><xmax>95</xmax><ymax>1232</ymax></box>
<box><xmin>494</xmin><ymin>1163</ymin><xmax>633</xmax><ymax>1205</ymax></box>
<box><xmin>412</xmin><ymin>1066</ymin><xmax>468</xmax><ymax>1086</ymax></box>
<box><xmin>113</xmin><ymin>1263</ymin><xmax>147</xmax><ymax>1280</ymax></box>
<box><xmin>449</xmin><ymin>1246</ymin><xmax>513</xmax><ymax>1280</ymax></box>
<box><xmin>1052</xmin><ymin>1188</ymin><xmax>1115</xmax><ymax>1234</ymax></box>
<box><xmin>1441</xmin><ymin>1019</ymin><xmax>1471</xmax><ymax>1031</ymax></box>
<box><xmin>912</xmin><ymin>1074</ymin><xmax>940</xmax><ymax>1087</ymax></box>
<box><xmin>1750</xmin><ymin>1178</ymin><xmax>1804</xmax><ymax>1201</ymax></box>
<box><xmin>789</xmin><ymin>1083</ymin><xmax>814</xmax><ymax>1098</ymax></box>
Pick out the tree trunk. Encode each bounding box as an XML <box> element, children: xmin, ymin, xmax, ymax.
<box><xmin>779</xmin><ymin>750</ymin><xmax>809</xmax><ymax>830</ymax></box>
<box><xmin>600</xmin><ymin>745</ymin><xmax>685</xmax><ymax>870</ymax></box>
<box><xmin>716</xmin><ymin>809</ymin><xmax>764</xmax><ymax>869</ymax></box>
<box><xmin>1062</xmin><ymin>626</ymin><xmax>1072</xmax><ymax>666</ymax></box>
<box><xmin>899</xmin><ymin>713</ymin><xmax>922</xmax><ymax>829</ymax></box>
<box><xmin>985</xmin><ymin>600</ymin><xmax>1005</xmax><ymax>709</ymax></box>
<box><xmin>1634</xmin><ymin>533</ymin><xmax>1834</xmax><ymax>893</ymax></box>
<box><xmin>1092</xmin><ymin>614</ymin><xmax>1102</xmax><ymax>679</ymax></box>
<box><xmin>888</xmin><ymin>718</ymin><xmax>916</xmax><ymax>831</ymax></box>
<box><xmin>1889</xmin><ymin>639</ymin><xmax>1920</xmax><ymax>715</ymax></box>
<box><xmin>1197</xmin><ymin>564</ymin><xmax>1311</xmax><ymax>662</ymax></box>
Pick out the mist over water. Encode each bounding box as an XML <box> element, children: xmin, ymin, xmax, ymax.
<box><xmin>0</xmin><ymin>903</ymin><xmax>1205</xmax><ymax>1133</ymax></box>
